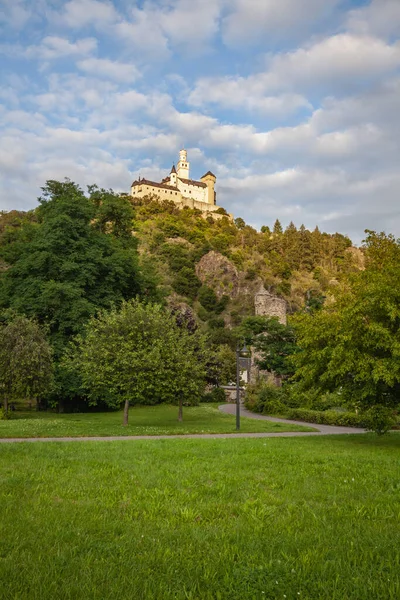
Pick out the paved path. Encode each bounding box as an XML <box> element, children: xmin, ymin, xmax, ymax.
<box><xmin>0</xmin><ymin>406</ymin><xmax>365</xmax><ymax>443</ymax></box>
<box><xmin>219</xmin><ymin>403</ymin><xmax>366</xmax><ymax>435</ymax></box>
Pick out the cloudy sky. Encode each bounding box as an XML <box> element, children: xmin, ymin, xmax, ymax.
<box><xmin>1</xmin><ymin>0</ymin><xmax>400</xmax><ymax>242</ymax></box>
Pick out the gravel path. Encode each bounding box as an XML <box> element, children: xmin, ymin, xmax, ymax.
<box><xmin>219</xmin><ymin>403</ymin><xmax>366</xmax><ymax>435</ymax></box>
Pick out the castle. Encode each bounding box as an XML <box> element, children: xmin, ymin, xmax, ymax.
<box><xmin>131</xmin><ymin>150</ymin><xmax>227</xmax><ymax>216</ymax></box>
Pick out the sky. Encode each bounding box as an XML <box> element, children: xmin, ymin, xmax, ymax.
<box><xmin>1</xmin><ymin>0</ymin><xmax>400</xmax><ymax>243</ymax></box>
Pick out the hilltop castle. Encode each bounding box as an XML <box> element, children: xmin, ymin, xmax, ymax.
<box><xmin>131</xmin><ymin>150</ymin><xmax>227</xmax><ymax>216</ymax></box>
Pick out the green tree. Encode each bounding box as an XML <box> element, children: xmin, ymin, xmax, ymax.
<box><xmin>66</xmin><ymin>300</ymin><xmax>208</xmax><ymax>425</ymax></box>
<box><xmin>0</xmin><ymin>315</ymin><xmax>53</xmax><ymax>414</ymax></box>
<box><xmin>273</xmin><ymin>219</ymin><xmax>283</xmax><ymax>235</ymax></box>
<box><xmin>198</xmin><ymin>285</ymin><xmax>218</xmax><ymax>312</ymax></box>
<box><xmin>292</xmin><ymin>231</ymin><xmax>400</xmax><ymax>432</ymax></box>
<box><xmin>240</xmin><ymin>316</ymin><xmax>298</xmax><ymax>378</ymax></box>
<box><xmin>0</xmin><ymin>180</ymin><xmax>143</xmax><ymax>356</ymax></box>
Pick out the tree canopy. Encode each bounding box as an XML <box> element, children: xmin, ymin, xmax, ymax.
<box><xmin>0</xmin><ymin>181</ymin><xmax>149</xmax><ymax>355</ymax></box>
<box><xmin>293</xmin><ymin>231</ymin><xmax>400</xmax><ymax>416</ymax></box>
<box><xmin>0</xmin><ymin>315</ymin><xmax>53</xmax><ymax>414</ymax></box>
<box><xmin>66</xmin><ymin>299</ymin><xmax>208</xmax><ymax>424</ymax></box>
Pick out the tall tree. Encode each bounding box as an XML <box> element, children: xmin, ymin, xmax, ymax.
<box><xmin>240</xmin><ymin>316</ymin><xmax>298</xmax><ymax>378</ymax></box>
<box><xmin>0</xmin><ymin>180</ymin><xmax>143</xmax><ymax>356</ymax></box>
<box><xmin>66</xmin><ymin>300</ymin><xmax>208</xmax><ymax>425</ymax></box>
<box><xmin>292</xmin><ymin>231</ymin><xmax>400</xmax><ymax>429</ymax></box>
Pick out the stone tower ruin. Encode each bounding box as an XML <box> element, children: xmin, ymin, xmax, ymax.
<box><xmin>254</xmin><ymin>286</ymin><xmax>287</xmax><ymax>324</ymax></box>
<box><xmin>250</xmin><ymin>286</ymin><xmax>287</xmax><ymax>384</ymax></box>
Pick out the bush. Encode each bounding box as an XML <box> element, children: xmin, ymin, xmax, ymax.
<box><xmin>363</xmin><ymin>405</ymin><xmax>396</xmax><ymax>435</ymax></box>
<box><xmin>284</xmin><ymin>408</ymin><xmax>368</xmax><ymax>428</ymax></box>
<box><xmin>172</xmin><ymin>268</ymin><xmax>202</xmax><ymax>299</ymax></box>
<box><xmin>201</xmin><ymin>387</ymin><xmax>226</xmax><ymax>403</ymax></box>
<box><xmin>198</xmin><ymin>286</ymin><xmax>218</xmax><ymax>311</ymax></box>
<box><xmin>245</xmin><ymin>382</ymin><xmax>288</xmax><ymax>415</ymax></box>
<box><xmin>0</xmin><ymin>407</ymin><xmax>11</xmax><ymax>420</ymax></box>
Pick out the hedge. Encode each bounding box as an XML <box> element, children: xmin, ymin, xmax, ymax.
<box><xmin>284</xmin><ymin>408</ymin><xmax>368</xmax><ymax>428</ymax></box>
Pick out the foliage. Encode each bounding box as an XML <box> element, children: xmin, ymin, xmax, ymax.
<box><xmin>66</xmin><ymin>299</ymin><xmax>208</xmax><ymax>424</ymax></box>
<box><xmin>240</xmin><ymin>316</ymin><xmax>298</xmax><ymax>377</ymax></box>
<box><xmin>0</xmin><ymin>315</ymin><xmax>53</xmax><ymax>413</ymax></box>
<box><xmin>282</xmin><ymin>408</ymin><xmax>369</xmax><ymax>428</ymax></box>
<box><xmin>198</xmin><ymin>285</ymin><xmax>218</xmax><ymax>311</ymax></box>
<box><xmin>293</xmin><ymin>231</ymin><xmax>400</xmax><ymax>430</ymax></box>
<box><xmin>245</xmin><ymin>381</ymin><xmax>288</xmax><ymax>415</ymax></box>
<box><xmin>201</xmin><ymin>387</ymin><xmax>227</xmax><ymax>403</ymax></box>
<box><xmin>363</xmin><ymin>405</ymin><xmax>396</xmax><ymax>435</ymax></box>
<box><xmin>206</xmin><ymin>344</ymin><xmax>237</xmax><ymax>386</ymax></box>
<box><xmin>0</xmin><ymin>181</ymin><xmax>145</xmax><ymax>356</ymax></box>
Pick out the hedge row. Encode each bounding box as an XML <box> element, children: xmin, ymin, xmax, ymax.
<box><xmin>284</xmin><ymin>408</ymin><xmax>368</xmax><ymax>428</ymax></box>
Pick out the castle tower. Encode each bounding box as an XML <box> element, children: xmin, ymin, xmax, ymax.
<box><xmin>170</xmin><ymin>164</ymin><xmax>177</xmax><ymax>186</ymax></box>
<box><xmin>177</xmin><ymin>149</ymin><xmax>189</xmax><ymax>180</ymax></box>
<box><xmin>200</xmin><ymin>171</ymin><xmax>216</xmax><ymax>205</ymax></box>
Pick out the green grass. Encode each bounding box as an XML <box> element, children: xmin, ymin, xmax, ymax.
<box><xmin>0</xmin><ymin>403</ymin><xmax>315</xmax><ymax>438</ymax></box>
<box><xmin>1</xmin><ymin>435</ymin><xmax>400</xmax><ymax>599</ymax></box>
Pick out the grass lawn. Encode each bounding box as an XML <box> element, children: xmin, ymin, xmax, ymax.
<box><xmin>1</xmin><ymin>434</ymin><xmax>400</xmax><ymax>599</ymax></box>
<box><xmin>0</xmin><ymin>403</ymin><xmax>315</xmax><ymax>438</ymax></box>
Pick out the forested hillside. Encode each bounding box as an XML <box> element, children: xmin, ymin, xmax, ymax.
<box><xmin>131</xmin><ymin>194</ymin><xmax>363</xmax><ymax>320</ymax></box>
<box><xmin>0</xmin><ymin>181</ymin><xmax>365</xmax><ymax>409</ymax></box>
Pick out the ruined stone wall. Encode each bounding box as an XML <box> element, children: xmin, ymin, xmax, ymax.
<box><xmin>250</xmin><ymin>287</ymin><xmax>287</xmax><ymax>383</ymax></box>
<box><xmin>254</xmin><ymin>288</ymin><xmax>287</xmax><ymax>325</ymax></box>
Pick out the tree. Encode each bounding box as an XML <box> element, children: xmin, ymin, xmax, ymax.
<box><xmin>198</xmin><ymin>285</ymin><xmax>218</xmax><ymax>312</ymax></box>
<box><xmin>292</xmin><ymin>231</ymin><xmax>400</xmax><ymax>431</ymax></box>
<box><xmin>66</xmin><ymin>300</ymin><xmax>208</xmax><ymax>425</ymax></box>
<box><xmin>240</xmin><ymin>316</ymin><xmax>298</xmax><ymax>378</ymax></box>
<box><xmin>273</xmin><ymin>219</ymin><xmax>283</xmax><ymax>235</ymax></box>
<box><xmin>0</xmin><ymin>315</ymin><xmax>53</xmax><ymax>414</ymax></box>
<box><xmin>0</xmin><ymin>180</ymin><xmax>143</xmax><ymax>356</ymax></box>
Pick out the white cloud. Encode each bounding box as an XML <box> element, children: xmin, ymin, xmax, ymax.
<box><xmin>222</xmin><ymin>0</ymin><xmax>340</xmax><ymax>46</ymax></box>
<box><xmin>25</xmin><ymin>36</ymin><xmax>97</xmax><ymax>60</ymax></box>
<box><xmin>190</xmin><ymin>33</ymin><xmax>400</xmax><ymax>112</ymax></box>
<box><xmin>77</xmin><ymin>57</ymin><xmax>140</xmax><ymax>83</ymax></box>
<box><xmin>61</xmin><ymin>0</ymin><xmax>119</xmax><ymax>29</ymax></box>
<box><xmin>160</xmin><ymin>0</ymin><xmax>221</xmax><ymax>51</ymax></box>
<box><xmin>347</xmin><ymin>0</ymin><xmax>400</xmax><ymax>38</ymax></box>
<box><xmin>0</xmin><ymin>0</ymin><xmax>31</xmax><ymax>30</ymax></box>
<box><xmin>113</xmin><ymin>11</ymin><xmax>170</xmax><ymax>60</ymax></box>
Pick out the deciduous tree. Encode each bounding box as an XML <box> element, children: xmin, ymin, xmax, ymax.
<box><xmin>66</xmin><ymin>300</ymin><xmax>208</xmax><ymax>425</ymax></box>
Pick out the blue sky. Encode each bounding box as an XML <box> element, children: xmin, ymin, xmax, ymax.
<box><xmin>1</xmin><ymin>0</ymin><xmax>400</xmax><ymax>242</ymax></box>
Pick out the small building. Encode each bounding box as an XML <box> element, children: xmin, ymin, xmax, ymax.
<box><xmin>131</xmin><ymin>150</ymin><xmax>228</xmax><ymax>216</ymax></box>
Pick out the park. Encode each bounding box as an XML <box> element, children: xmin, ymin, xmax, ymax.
<box><xmin>1</xmin><ymin>184</ymin><xmax>400</xmax><ymax>599</ymax></box>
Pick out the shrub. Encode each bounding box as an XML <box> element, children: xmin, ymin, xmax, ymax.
<box><xmin>198</xmin><ymin>286</ymin><xmax>218</xmax><ymax>311</ymax></box>
<box><xmin>245</xmin><ymin>382</ymin><xmax>288</xmax><ymax>415</ymax></box>
<box><xmin>172</xmin><ymin>268</ymin><xmax>201</xmax><ymax>299</ymax></box>
<box><xmin>215</xmin><ymin>295</ymin><xmax>229</xmax><ymax>315</ymax></box>
<box><xmin>363</xmin><ymin>405</ymin><xmax>396</xmax><ymax>435</ymax></box>
<box><xmin>283</xmin><ymin>408</ymin><xmax>368</xmax><ymax>428</ymax></box>
<box><xmin>201</xmin><ymin>387</ymin><xmax>226</xmax><ymax>403</ymax></box>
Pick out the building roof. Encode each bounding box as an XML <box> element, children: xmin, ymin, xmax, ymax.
<box><xmin>201</xmin><ymin>170</ymin><xmax>216</xmax><ymax>179</ymax></box>
<box><xmin>178</xmin><ymin>177</ymin><xmax>207</xmax><ymax>188</ymax></box>
<box><xmin>131</xmin><ymin>178</ymin><xmax>179</xmax><ymax>192</ymax></box>
<box><xmin>170</xmin><ymin>164</ymin><xmax>176</xmax><ymax>174</ymax></box>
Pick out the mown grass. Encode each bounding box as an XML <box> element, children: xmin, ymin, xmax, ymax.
<box><xmin>1</xmin><ymin>434</ymin><xmax>400</xmax><ymax>599</ymax></box>
<box><xmin>0</xmin><ymin>403</ymin><xmax>315</xmax><ymax>438</ymax></box>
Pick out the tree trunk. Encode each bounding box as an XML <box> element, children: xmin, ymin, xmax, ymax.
<box><xmin>123</xmin><ymin>398</ymin><xmax>129</xmax><ymax>426</ymax></box>
<box><xmin>3</xmin><ymin>396</ymin><xmax>8</xmax><ymax>415</ymax></box>
<box><xmin>178</xmin><ymin>396</ymin><xmax>183</xmax><ymax>422</ymax></box>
